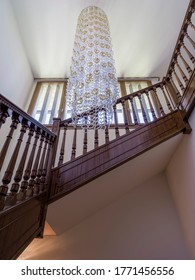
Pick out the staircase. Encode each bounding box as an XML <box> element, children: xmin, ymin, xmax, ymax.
<box><xmin>0</xmin><ymin>0</ymin><xmax>194</xmax><ymax>259</ymax></box>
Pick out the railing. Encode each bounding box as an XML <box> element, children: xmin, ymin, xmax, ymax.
<box><xmin>51</xmin><ymin>79</ymin><xmax>181</xmax><ymax>167</ymax></box>
<box><xmin>0</xmin><ymin>94</ymin><xmax>56</xmax><ymax>211</ymax></box>
<box><xmin>166</xmin><ymin>0</ymin><xmax>195</xmax><ymax>110</ymax></box>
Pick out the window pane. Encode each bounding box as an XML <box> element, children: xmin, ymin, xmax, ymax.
<box><xmin>32</xmin><ymin>82</ymin><xmax>64</xmax><ymax>124</ymax></box>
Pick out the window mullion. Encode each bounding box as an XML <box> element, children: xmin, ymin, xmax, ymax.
<box><xmin>49</xmin><ymin>84</ymin><xmax>60</xmax><ymax>124</ymax></box>
<box><xmin>39</xmin><ymin>84</ymin><xmax>51</xmax><ymax>123</ymax></box>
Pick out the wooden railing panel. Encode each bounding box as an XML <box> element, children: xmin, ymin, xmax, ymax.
<box><xmin>0</xmin><ymin>192</ymin><xmax>46</xmax><ymax>259</ymax></box>
<box><xmin>49</xmin><ymin>110</ymin><xmax>188</xmax><ymax>202</ymax></box>
<box><xmin>0</xmin><ymin>93</ymin><xmax>56</xmax><ymax>210</ymax></box>
<box><xmin>0</xmin><ymin>93</ymin><xmax>57</xmax><ymax>259</ymax></box>
<box><xmin>180</xmin><ymin>69</ymin><xmax>195</xmax><ymax>118</ymax></box>
<box><xmin>166</xmin><ymin>0</ymin><xmax>195</xmax><ymax>104</ymax></box>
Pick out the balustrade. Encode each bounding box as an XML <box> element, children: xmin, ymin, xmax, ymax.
<box><xmin>52</xmin><ymin>78</ymin><xmax>182</xmax><ymax>166</ymax></box>
<box><xmin>166</xmin><ymin>0</ymin><xmax>195</xmax><ymax>105</ymax></box>
<box><xmin>0</xmin><ymin>94</ymin><xmax>56</xmax><ymax>211</ymax></box>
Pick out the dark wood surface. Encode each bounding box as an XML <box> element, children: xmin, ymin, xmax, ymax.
<box><xmin>0</xmin><ymin>93</ymin><xmax>56</xmax><ymax>137</ymax></box>
<box><xmin>166</xmin><ymin>0</ymin><xmax>195</xmax><ymax>77</ymax></box>
<box><xmin>180</xmin><ymin>69</ymin><xmax>195</xmax><ymax>119</ymax></box>
<box><xmin>0</xmin><ymin>192</ymin><xmax>46</xmax><ymax>259</ymax></box>
<box><xmin>48</xmin><ymin>110</ymin><xmax>188</xmax><ymax>203</ymax></box>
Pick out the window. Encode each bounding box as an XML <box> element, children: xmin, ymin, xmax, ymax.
<box><xmin>28</xmin><ymin>82</ymin><xmax>66</xmax><ymax>124</ymax></box>
<box><xmin>28</xmin><ymin>79</ymin><xmax>154</xmax><ymax>126</ymax></box>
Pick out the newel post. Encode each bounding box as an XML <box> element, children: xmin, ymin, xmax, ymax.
<box><xmin>37</xmin><ymin>118</ymin><xmax>61</xmax><ymax>237</ymax></box>
<box><xmin>51</xmin><ymin>118</ymin><xmax>61</xmax><ymax>167</ymax></box>
<box><xmin>45</xmin><ymin>118</ymin><xmax>61</xmax><ymax>198</ymax></box>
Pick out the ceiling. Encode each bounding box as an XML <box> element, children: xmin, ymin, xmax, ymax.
<box><xmin>11</xmin><ymin>0</ymin><xmax>190</xmax><ymax>79</ymax></box>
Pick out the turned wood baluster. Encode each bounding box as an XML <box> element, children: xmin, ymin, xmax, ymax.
<box><xmin>164</xmin><ymin>81</ymin><xmax>176</xmax><ymax>109</ymax></box>
<box><xmin>0</xmin><ymin>114</ymin><xmax>19</xmax><ymax>210</ymax></box>
<box><xmin>51</xmin><ymin>118</ymin><xmax>61</xmax><ymax>167</ymax></box>
<box><xmin>40</xmin><ymin>134</ymin><xmax>52</xmax><ymax>192</ymax></box>
<box><xmin>34</xmin><ymin>133</ymin><xmax>48</xmax><ymax>194</ymax></box>
<box><xmin>26</xmin><ymin>129</ymin><xmax>43</xmax><ymax>197</ymax></box>
<box><xmin>1</xmin><ymin>119</ymin><xmax>28</xmax><ymax>207</ymax></box>
<box><xmin>94</xmin><ymin>128</ymin><xmax>99</xmax><ymax>149</ymax></box>
<box><xmin>105</xmin><ymin>109</ymin><xmax>109</xmax><ymax>144</ymax></box>
<box><xmin>7</xmin><ymin>124</ymin><xmax>35</xmax><ymax>204</ymax></box>
<box><xmin>173</xmin><ymin>68</ymin><xmax>185</xmax><ymax>92</ymax></box>
<box><xmin>153</xmin><ymin>87</ymin><xmax>165</xmax><ymax>116</ymax></box>
<box><xmin>129</xmin><ymin>96</ymin><xmax>138</xmax><ymax>125</ymax></box>
<box><xmin>121</xmin><ymin>99</ymin><xmax>130</xmax><ymax>133</ymax></box>
<box><xmin>58</xmin><ymin>124</ymin><xmax>67</xmax><ymax>166</ymax></box>
<box><xmin>18</xmin><ymin>128</ymin><xmax>40</xmax><ymax>200</ymax></box>
<box><xmin>182</xmin><ymin>42</ymin><xmax>195</xmax><ymax>64</ymax></box>
<box><xmin>137</xmin><ymin>94</ymin><xmax>148</xmax><ymax>123</ymax></box>
<box><xmin>113</xmin><ymin>104</ymin><xmax>119</xmax><ymax>138</ymax></box>
<box><xmin>0</xmin><ymin>112</ymin><xmax>19</xmax><ymax>171</ymax></box>
<box><xmin>71</xmin><ymin>126</ymin><xmax>77</xmax><ymax>160</ymax></box>
<box><xmin>185</xmin><ymin>31</ymin><xmax>195</xmax><ymax>49</ymax></box>
<box><xmin>169</xmin><ymin>74</ymin><xmax>182</xmax><ymax>101</ymax></box>
<box><xmin>105</xmin><ymin>125</ymin><xmax>109</xmax><ymax>144</ymax></box>
<box><xmin>178</xmin><ymin>50</ymin><xmax>193</xmax><ymax>74</ymax></box>
<box><xmin>160</xmin><ymin>85</ymin><xmax>173</xmax><ymax>112</ymax></box>
<box><xmin>83</xmin><ymin>127</ymin><xmax>88</xmax><ymax>155</ymax></box>
<box><xmin>0</xmin><ymin>104</ymin><xmax>9</xmax><ymax>129</ymax></box>
<box><xmin>145</xmin><ymin>90</ymin><xmax>157</xmax><ymax>120</ymax></box>
<box><xmin>187</xmin><ymin>19</ymin><xmax>195</xmax><ymax>31</ymax></box>
<box><xmin>176</xmin><ymin>59</ymin><xmax>188</xmax><ymax>85</ymax></box>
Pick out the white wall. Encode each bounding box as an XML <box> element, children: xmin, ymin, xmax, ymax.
<box><xmin>19</xmin><ymin>173</ymin><xmax>190</xmax><ymax>260</ymax></box>
<box><xmin>166</xmin><ymin>109</ymin><xmax>195</xmax><ymax>258</ymax></box>
<box><xmin>0</xmin><ymin>0</ymin><xmax>34</xmax><ymax>110</ymax></box>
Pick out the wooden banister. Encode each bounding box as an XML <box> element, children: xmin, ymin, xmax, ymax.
<box><xmin>166</xmin><ymin>0</ymin><xmax>195</xmax><ymax>77</ymax></box>
<box><xmin>49</xmin><ymin>110</ymin><xmax>189</xmax><ymax>203</ymax></box>
<box><xmin>0</xmin><ymin>93</ymin><xmax>56</xmax><ymax>211</ymax></box>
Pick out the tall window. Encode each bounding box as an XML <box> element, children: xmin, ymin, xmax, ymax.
<box><xmin>28</xmin><ymin>82</ymin><xmax>66</xmax><ymax>124</ymax></box>
<box><xmin>28</xmin><ymin>79</ymin><xmax>153</xmax><ymax>125</ymax></box>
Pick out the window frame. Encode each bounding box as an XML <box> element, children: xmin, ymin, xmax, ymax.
<box><xmin>28</xmin><ymin>81</ymin><xmax>67</xmax><ymax>125</ymax></box>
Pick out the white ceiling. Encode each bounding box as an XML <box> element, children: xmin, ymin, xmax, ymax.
<box><xmin>11</xmin><ymin>0</ymin><xmax>190</xmax><ymax>79</ymax></box>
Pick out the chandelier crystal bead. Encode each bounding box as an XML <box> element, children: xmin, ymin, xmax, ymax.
<box><xmin>66</xmin><ymin>6</ymin><xmax>119</xmax><ymax>129</ymax></box>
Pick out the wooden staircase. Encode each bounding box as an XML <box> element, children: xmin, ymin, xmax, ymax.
<box><xmin>49</xmin><ymin>110</ymin><xmax>189</xmax><ymax>203</ymax></box>
<box><xmin>0</xmin><ymin>0</ymin><xmax>194</xmax><ymax>259</ymax></box>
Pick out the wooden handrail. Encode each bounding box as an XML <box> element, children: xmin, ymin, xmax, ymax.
<box><xmin>49</xmin><ymin>110</ymin><xmax>189</xmax><ymax>202</ymax></box>
<box><xmin>0</xmin><ymin>93</ymin><xmax>56</xmax><ymax>137</ymax></box>
<box><xmin>0</xmin><ymin>93</ymin><xmax>56</xmax><ymax>211</ymax></box>
<box><xmin>166</xmin><ymin>0</ymin><xmax>195</xmax><ymax>77</ymax></box>
<box><xmin>51</xmin><ymin>78</ymin><xmax>182</xmax><ymax>167</ymax></box>
<box><xmin>60</xmin><ymin>81</ymin><xmax>165</xmax><ymax>127</ymax></box>
<box><xmin>116</xmin><ymin>81</ymin><xmax>164</xmax><ymax>102</ymax></box>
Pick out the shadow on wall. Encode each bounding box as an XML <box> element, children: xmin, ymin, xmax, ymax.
<box><xmin>166</xmin><ymin>109</ymin><xmax>195</xmax><ymax>259</ymax></box>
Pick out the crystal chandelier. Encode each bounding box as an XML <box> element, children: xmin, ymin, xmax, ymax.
<box><xmin>66</xmin><ymin>6</ymin><xmax>119</xmax><ymax>129</ymax></box>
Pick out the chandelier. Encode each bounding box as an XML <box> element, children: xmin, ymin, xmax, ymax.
<box><xmin>66</xmin><ymin>6</ymin><xmax>119</xmax><ymax>129</ymax></box>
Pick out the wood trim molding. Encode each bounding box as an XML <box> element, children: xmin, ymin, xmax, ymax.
<box><xmin>0</xmin><ymin>192</ymin><xmax>47</xmax><ymax>259</ymax></box>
